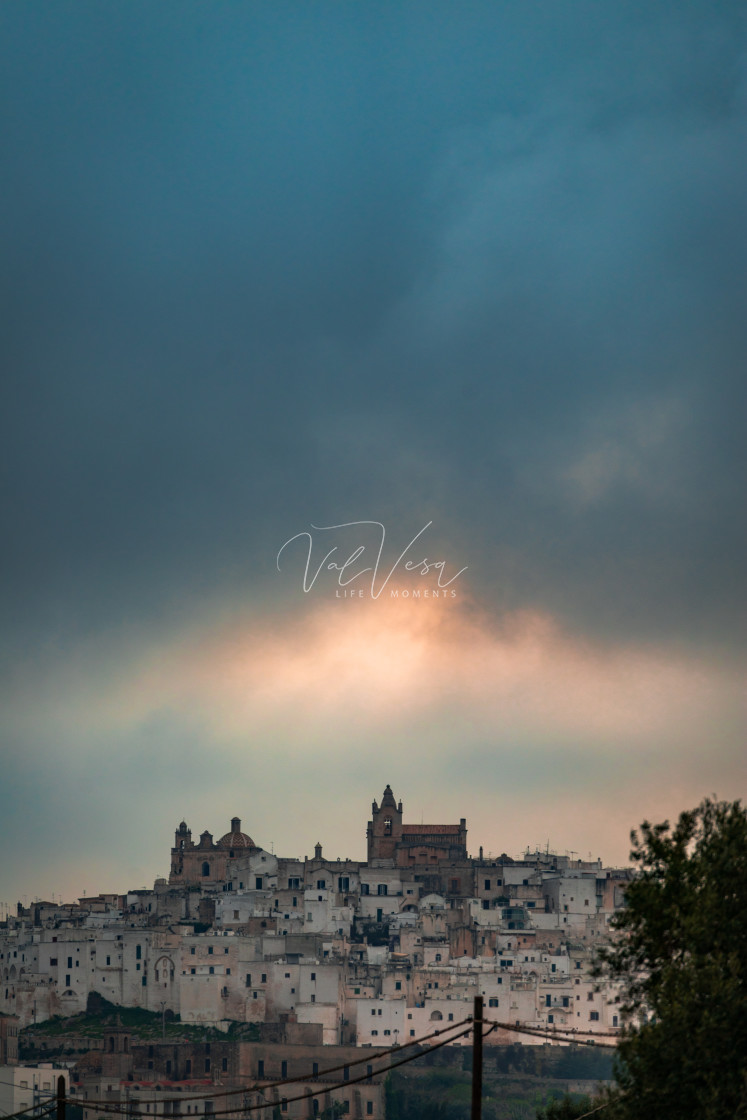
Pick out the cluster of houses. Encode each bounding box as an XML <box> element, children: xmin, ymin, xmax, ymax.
<box><xmin>0</xmin><ymin>787</ymin><xmax>631</xmax><ymax>1118</ymax></box>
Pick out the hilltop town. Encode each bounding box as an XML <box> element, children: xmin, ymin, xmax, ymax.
<box><xmin>0</xmin><ymin>786</ymin><xmax>631</xmax><ymax>1118</ymax></box>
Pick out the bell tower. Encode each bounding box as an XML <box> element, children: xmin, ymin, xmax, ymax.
<box><xmin>367</xmin><ymin>784</ymin><xmax>403</xmax><ymax>862</ymax></box>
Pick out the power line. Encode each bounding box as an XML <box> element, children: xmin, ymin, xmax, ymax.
<box><xmin>0</xmin><ymin>1103</ymin><xmax>57</xmax><ymax>1120</ymax></box>
<box><xmin>487</xmin><ymin>1018</ymin><xmax>619</xmax><ymax>1050</ymax></box>
<box><xmin>68</xmin><ymin>1021</ymin><xmax>481</xmax><ymax>1119</ymax></box>
<box><xmin>80</xmin><ymin>1017</ymin><xmax>473</xmax><ymax>1107</ymax></box>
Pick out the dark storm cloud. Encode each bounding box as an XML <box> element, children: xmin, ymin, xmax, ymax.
<box><xmin>1</xmin><ymin>0</ymin><xmax>745</xmax><ymax>661</ymax></box>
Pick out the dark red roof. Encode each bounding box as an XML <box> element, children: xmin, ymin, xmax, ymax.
<box><xmin>401</xmin><ymin>824</ymin><xmax>462</xmax><ymax>834</ymax></box>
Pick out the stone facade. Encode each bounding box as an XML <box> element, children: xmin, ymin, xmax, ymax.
<box><xmin>367</xmin><ymin>784</ymin><xmax>467</xmax><ymax>865</ymax></box>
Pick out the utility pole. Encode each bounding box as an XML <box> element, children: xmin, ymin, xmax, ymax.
<box><xmin>56</xmin><ymin>1076</ymin><xmax>66</xmax><ymax>1120</ymax></box>
<box><xmin>471</xmin><ymin>995</ymin><xmax>483</xmax><ymax>1120</ymax></box>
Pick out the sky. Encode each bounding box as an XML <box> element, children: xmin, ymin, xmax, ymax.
<box><xmin>1</xmin><ymin>1</ymin><xmax>745</xmax><ymax>908</ymax></box>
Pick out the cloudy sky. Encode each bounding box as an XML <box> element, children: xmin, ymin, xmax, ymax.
<box><xmin>1</xmin><ymin>2</ymin><xmax>745</xmax><ymax>907</ymax></box>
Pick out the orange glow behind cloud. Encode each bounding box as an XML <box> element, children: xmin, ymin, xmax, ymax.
<box><xmin>96</xmin><ymin>592</ymin><xmax>740</xmax><ymax>760</ymax></box>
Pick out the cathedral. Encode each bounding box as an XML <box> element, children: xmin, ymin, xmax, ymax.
<box><xmin>367</xmin><ymin>784</ymin><xmax>468</xmax><ymax>865</ymax></box>
<box><xmin>169</xmin><ymin>816</ymin><xmax>259</xmax><ymax>885</ymax></box>
<box><xmin>169</xmin><ymin>787</ymin><xmax>467</xmax><ymax>888</ymax></box>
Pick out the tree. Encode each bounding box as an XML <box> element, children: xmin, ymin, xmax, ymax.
<box><xmin>535</xmin><ymin>1097</ymin><xmax>594</xmax><ymax>1120</ymax></box>
<box><xmin>597</xmin><ymin>797</ymin><xmax>747</xmax><ymax>1120</ymax></box>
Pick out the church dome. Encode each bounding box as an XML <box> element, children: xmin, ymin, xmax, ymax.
<box><xmin>217</xmin><ymin>816</ymin><xmax>256</xmax><ymax>850</ymax></box>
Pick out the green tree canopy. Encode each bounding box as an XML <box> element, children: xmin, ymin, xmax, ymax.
<box><xmin>598</xmin><ymin>797</ymin><xmax>747</xmax><ymax>1120</ymax></box>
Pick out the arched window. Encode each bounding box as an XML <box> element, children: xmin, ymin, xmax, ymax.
<box><xmin>202</xmin><ymin>862</ymin><xmax>210</xmax><ymax>877</ymax></box>
<box><xmin>430</xmin><ymin>1010</ymin><xmax>443</xmax><ymax>1021</ymax></box>
<box><xmin>384</xmin><ymin>818</ymin><xmax>392</xmax><ymax>835</ymax></box>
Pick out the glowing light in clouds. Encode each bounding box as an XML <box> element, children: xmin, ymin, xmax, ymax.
<box><xmin>102</xmin><ymin>595</ymin><xmax>741</xmax><ymax>758</ymax></box>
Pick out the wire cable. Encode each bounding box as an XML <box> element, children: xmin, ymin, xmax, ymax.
<box><xmin>68</xmin><ymin>1022</ymin><xmax>477</xmax><ymax>1118</ymax></box>
<box><xmin>79</xmin><ymin>1016</ymin><xmax>473</xmax><ymax>1107</ymax></box>
<box><xmin>487</xmin><ymin>1019</ymin><xmax>619</xmax><ymax>1049</ymax></box>
<box><xmin>0</xmin><ymin>1103</ymin><xmax>57</xmax><ymax>1120</ymax></box>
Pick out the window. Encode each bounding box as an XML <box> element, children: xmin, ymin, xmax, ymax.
<box><xmin>281</xmin><ymin>1101</ymin><xmax>287</xmax><ymax>1113</ymax></box>
<box><xmin>50</xmin><ymin>958</ymin><xmax>57</xmax><ymax>966</ymax></box>
<box><xmin>316</xmin><ymin>880</ymin><xmax>326</xmax><ymax>890</ymax></box>
<box><xmin>360</xmin><ymin>883</ymin><xmax>369</xmax><ymax>895</ymax></box>
<box><xmin>257</xmin><ymin>1060</ymin><xmax>264</xmax><ymax>1078</ymax></box>
<box><xmin>256</xmin><ymin>878</ymin><xmax>263</xmax><ymax>890</ymax></box>
<box><xmin>136</xmin><ymin>945</ymin><xmax>142</xmax><ymax>960</ymax></box>
<box><xmin>68</xmin><ymin>957</ymin><xmax>73</xmax><ymax>968</ymax></box>
<box><xmin>186</xmin><ymin>1060</ymin><xmax>191</xmax><ymax>1075</ymax></box>
<box><xmin>343</xmin><ymin>1067</ymin><xmax>349</xmax><ymax>1082</ymax></box>
<box><xmin>246</xmin><ymin>974</ymin><xmax>252</xmax><ymax>987</ymax></box>
<box><xmin>209</xmin><ymin>966</ymin><xmax>214</xmax><ymax>974</ymax></box>
<box><xmin>205</xmin><ymin>1059</ymin><xmax>211</xmax><ymax>1072</ymax></box>
<box><xmin>338</xmin><ymin>877</ymin><xmax>349</xmax><ymax>891</ymax></box>
<box><xmin>311</xmin><ymin>972</ymin><xmax>316</xmax><ymax>980</ymax></box>
<box><xmin>590</xmin><ymin>1011</ymin><xmax>600</xmax><ymax>1021</ymax></box>
<box><xmin>191</xmin><ymin>947</ymin><xmax>196</xmax><ymax>955</ymax></box>
<box><xmin>366</xmin><ymin>1104</ymin><xmax>373</xmax><ymax>1116</ymax></box>
<box><xmin>548</xmin><ymin>1015</ymin><xmax>554</xmax><ymax>1023</ymax></box>
<box><xmin>450</xmin><ymin>879</ymin><xmax>459</xmax><ymax>893</ymax></box>
<box><xmin>312</xmin><ymin>1063</ymin><xmax>318</xmax><ymax>1077</ymax></box>
<box><xmin>488</xmin><ymin>998</ymin><xmax>499</xmax><ymax>1007</ymax></box>
<box><xmin>395</xmin><ymin>981</ymin><xmax>401</xmax><ymax>990</ymax></box>
<box><xmin>484</xmin><ymin>879</ymin><xmax>490</xmax><ymax>890</ymax></box>
<box><xmin>377</xmin><ymin>884</ymin><xmax>387</xmax><ymax>896</ymax></box>
<box><xmin>106</xmin><ymin>956</ymin><xmax>111</xmax><ymax>966</ymax></box>
<box><xmin>202</xmin><ymin>862</ymin><xmax>210</xmax><ymax>877</ymax></box>
<box><xmin>281</xmin><ymin>1061</ymin><xmax>287</xmax><ymax>1078</ymax></box>
<box><xmin>261</xmin><ymin>974</ymin><xmax>267</xmax><ymax>983</ymax></box>
<box><xmin>289</xmin><ymin>878</ymin><xmax>300</xmax><ymax>889</ymax></box>
<box><xmin>587</xmin><ymin>992</ymin><xmax>593</xmax><ymax>1001</ymax></box>
<box><xmin>371</xmin><ymin>1029</ymin><xmax>378</xmax><ymax>1036</ymax></box>
<box><xmin>66</xmin><ymin>974</ymin><xmax>71</xmax><ymax>986</ymax></box>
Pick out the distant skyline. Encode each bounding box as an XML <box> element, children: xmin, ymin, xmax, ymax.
<box><xmin>1</xmin><ymin>2</ymin><xmax>745</xmax><ymax>907</ymax></box>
